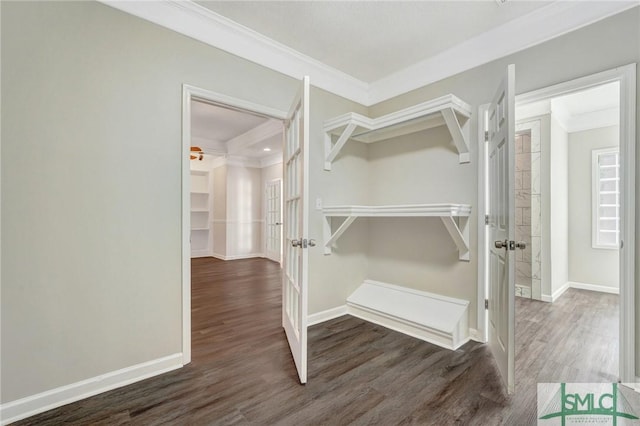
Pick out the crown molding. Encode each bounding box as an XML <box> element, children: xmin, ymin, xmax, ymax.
<box><xmin>101</xmin><ymin>0</ymin><xmax>638</xmax><ymax>107</ymax></box>
<box><xmin>226</xmin><ymin>119</ymin><xmax>282</xmax><ymax>155</ymax></box>
<box><xmin>553</xmin><ymin>104</ymin><xmax>620</xmax><ymax>133</ymax></box>
<box><xmin>367</xmin><ymin>1</ymin><xmax>639</xmax><ymax>104</ymax></box>
<box><xmin>100</xmin><ymin>0</ymin><xmax>369</xmax><ymax>105</ymax></box>
<box><xmin>191</xmin><ymin>136</ymin><xmax>227</xmax><ymax>155</ymax></box>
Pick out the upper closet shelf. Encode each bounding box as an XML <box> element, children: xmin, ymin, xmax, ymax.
<box><xmin>323</xmin><ymin>94</ymin><xmax>472</xmax><ymax>170</ymax></box>
<box><xmin>322</xmin><ymin>203</ymin><xmax>471</xmax><ymax>261</ymax></box>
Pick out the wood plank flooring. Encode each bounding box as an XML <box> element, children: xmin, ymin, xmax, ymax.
<box><xmin>12</xmin><ymin>258</ymin><xmax>619</xmax><ymax>425</ymax></box>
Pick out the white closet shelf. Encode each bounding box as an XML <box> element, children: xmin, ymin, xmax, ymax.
<box><xmin>191</xmin><ymin>227</ymin><xmax>210</xmax><ymax>231</ymax></box>
<box><xmin>323</xmin><ymin>94</ymin><xmax>472</xmax><ymax>170</ymax></box>
<box><xmin>322</xmin><ymin>203</ymin><xmax>471</xmax><ymax>261</ymax></box>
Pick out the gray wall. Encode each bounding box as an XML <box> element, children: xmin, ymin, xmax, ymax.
<box><xmin>568</xmin><ymin>125</ymin><xmax>620</xmax><ymax>288</ymax></box>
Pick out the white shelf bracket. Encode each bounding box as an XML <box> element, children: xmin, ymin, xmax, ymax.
<box><xmin>440</xmin><ymin>215</ymin><xmax>470</xmax><ymax>261</ymax></box>
<box><xmin>323</xmin><ymin>215</ymin><xmax>357</xmax><ymax>255</ymax></box>
<box><xmin>324</xmin><ymin>122</ymin><xmax>357</xmax><ymax>171</ymax></box>
<box><xmin>441</xmin><ymin>107</ymin><xmax>470</xmax><ymax>164</ymax></box>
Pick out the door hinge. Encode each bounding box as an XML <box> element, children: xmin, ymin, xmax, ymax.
<box><xmin>484</xmin><ymin>130</ymin><xmax>489</xmax><ymax>142</ymax></box>
<box><xmin>485</xmin><ymin>299</ymin><xmax>489</xmax><ymax>310</ymax></box>
<box><xmin>485</xmin><ymin>214</ymin><xmax>489</xmax><ymax>225</ymax></box>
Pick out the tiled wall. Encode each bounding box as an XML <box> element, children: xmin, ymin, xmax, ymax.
<box><xmin>515</xmin><ymin>132</ymin><xmax>541</xmax><ymax>297</ymax></box>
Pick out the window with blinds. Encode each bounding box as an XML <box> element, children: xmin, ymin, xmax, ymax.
<box><xmin>592</xmin><ymin>148</ymin><xmax>620</xmax><ymax>249</ymax></box>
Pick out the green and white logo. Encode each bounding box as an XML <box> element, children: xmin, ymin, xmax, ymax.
<box><xmin>538</xmin><ymin>383</ymin><xmax>640</xmax><ymax>425</ymax></box>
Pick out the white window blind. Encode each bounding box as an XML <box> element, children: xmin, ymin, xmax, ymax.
<box><xmin>592</xmin><ymin>148</ymin><xmax>620</xmax><ymax>249</ymax></box>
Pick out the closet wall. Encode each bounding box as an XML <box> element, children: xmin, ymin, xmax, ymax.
<box><xmin>366</xmin><ymin>125</ymin><xmax>475</xmax><ymax>302</ymax></box>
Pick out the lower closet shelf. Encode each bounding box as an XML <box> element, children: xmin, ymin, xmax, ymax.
<box><xmin>347</xmin><ymin>280</ymin><xmax>470</xmax><ymax>350</ymax></box>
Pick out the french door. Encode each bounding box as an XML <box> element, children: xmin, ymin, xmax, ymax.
<box><xmin>282</xmin><ymin>76</ymin><xmax>310</xmax><ymax>384</ymax></box>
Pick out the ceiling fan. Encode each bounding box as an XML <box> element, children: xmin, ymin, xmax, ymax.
<box><xmin>190</xmin><ymin>146</ymin><xmax>204</xmax><ymax>161</ymax></box>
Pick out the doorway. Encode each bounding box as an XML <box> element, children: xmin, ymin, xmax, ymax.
<box><xmin>479</xmin><ymin>63</ymin><xmax>636</xmax><ymax>390</ymax></box>
<box><xmin>181</xmin><ymin>85</ymin><xmax>288</xmax><ymax>364</ymax></box>
<box><xmin>513</xmin><ymin>80</ymin><xmax>623</xmax><ymax>386</ymax></box>
<box><xmin>516</xmin><ymin>82</ymin><xmax>621</xmax><ymax>303</ymax></box>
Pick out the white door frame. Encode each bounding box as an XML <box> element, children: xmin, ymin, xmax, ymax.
<box><xmin>181</xmin><ymin>84</ymin><xmax>287</xmax><ymax>364</ymax></box>
<box><xmin>477</xmin><ymin>63</ymin><xmax>636</xmax><ymax>383</ymax></box>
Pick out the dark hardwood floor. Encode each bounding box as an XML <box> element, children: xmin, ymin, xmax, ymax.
<box><xmin>13</xmin><ymin>258</ymin><xmax>619</xmax><ymax>425</ymax></box>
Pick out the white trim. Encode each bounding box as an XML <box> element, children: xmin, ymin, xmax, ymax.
<box><xmin>211</xmin><ymin>253</ymin><xmax>264</xmax><ymax>261</ymax></box>
<box><xmin>100</xmin><ymin>1</ymin><xmax>636</xmax><ymax>106</ymax></box>
<box><xmin>307</xmin><ymin>305</ymin><xmax>348</xmax><ymax>327</ymax></box>
<box><xmin>185</xmin><ymin>85</ymin><xmax>287</xmax><ymax>120</ymax></box>
<box><xmin>477</xmin><ymin>104</ymin><xmax>489</xmax><ymax>342</ymax></box>
<box><xmin>191</xmin><ymin>249</ymin><xmax>212</xmax><ymax>258</ymax></box>
<box><xmin>542</xmin><ymin>282</ymin><xmax>571</xmax><ymax>303</ymax></box>
<box><xmin>0</xmin><ymin>354</ymin><xmax>183</xmax><ymax>426</ymax></box>
<box><xmin>100</xmin><ymin>1</ymin><xmax>370</xmax><ymax>105</ymax></box>
<box><xmin>468</xmin><ymin>328</ymin><xmax>484</xmax><ymax>343</ymax></box>
<box><xmin>181</xmin><ymin>86</ymin><xmax>192</xmax><ymax>365</ymax></box>
<box><xmin>568</xmin><ymin>281</ymin><xmax>620</xmax><ymax>295</ymax></box>
<box><xmin>542</xmin><ymin>281</ymin><xmax>620</xmax><ymax>302</ymax></box>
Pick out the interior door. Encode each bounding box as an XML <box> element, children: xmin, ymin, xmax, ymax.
<box><xmin>282</xmin><ymin>76</ymin><xmax>310</xmax><ymax>384</ymax></box>
<box><xmin>487</xmin><ymin>64</ymin><xmax>516</xmax><ymax>393</ymax></box>
<box><xmin>265</xmin><ymin>179</ymin><xmax>282</xmax><ymax>263</ymax></box>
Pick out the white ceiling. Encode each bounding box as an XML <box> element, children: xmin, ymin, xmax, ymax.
<box><xmin>191</xmin><ymin>100</ymin><xmax>283</xmax><ymax>160</ymax></box>
<box><xmin>196</xmin><ymin>1</ymin><xmax>551</xmax><ymax>82</ymax></box>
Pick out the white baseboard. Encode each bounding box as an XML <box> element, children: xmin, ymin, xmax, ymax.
<box><xmin>211</xmin><ymin>253</ymin><xmax>264</xmax><ymax>261</ymax></box>
<box><xmin>307</xmin><ymin>305</ymin><xmax>348</xmax><ymax>326</ymax></box>
<box><xmin>190</xmin><ymin>250</ymin><xmax>212</xmax><ymax>258</ymax></box>
<box><xmin>541</xmin><ymin>282</ymin><xmax>569</xmax><ymax>302</ymax></box>
<box><xmin>0</xmin><ymin>353</ymin><xmax>183</xmax><ymax>425</ymax></box>
<box><xmin>468</xmin><ymin>328</ymin><xmax>484</xmax><ymax>343</ymax></box>
<box><xmin>568</xmin><ymin>281</ymin><xmax>619</xmax><ymax>295</ymax></box>
<box><xmin>541</xmin><ymin>281</ymin><xmax>619</xmax><ymax>302</ymax></box>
